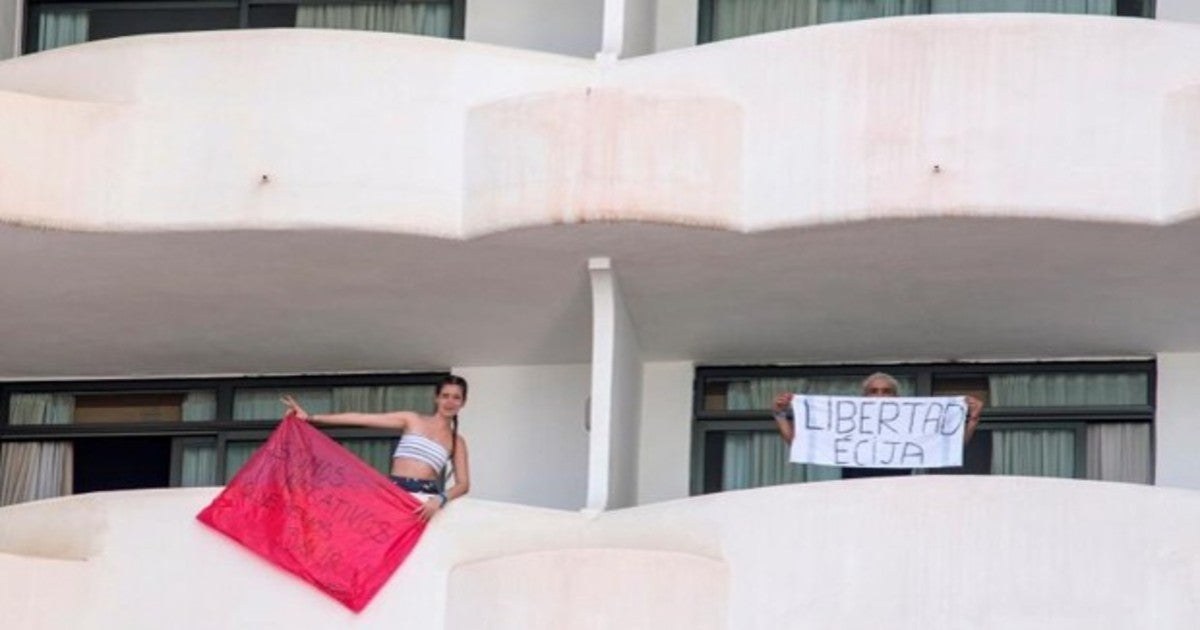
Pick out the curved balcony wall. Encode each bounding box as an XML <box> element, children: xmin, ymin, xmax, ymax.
<box><xmin>0</xmin><ymin>16</ymin><xmax>1198</xmax><ymax>236</ymax></box>
<box><xmin>2</xmin><ymin>478</ymin><xmax>1198</xmax><ymax>627</ymax></box>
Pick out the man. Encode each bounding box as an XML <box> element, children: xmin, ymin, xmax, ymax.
<box><xmin>772</xmin><ymin>372</ymin><xmax>983</xmax><ymax>477</ymax></box>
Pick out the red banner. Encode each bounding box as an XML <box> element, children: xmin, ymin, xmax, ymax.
<box><xmin>197</xmin><ymin>414</ymin><xmax>425</xmax><ymax>612</ymax></box>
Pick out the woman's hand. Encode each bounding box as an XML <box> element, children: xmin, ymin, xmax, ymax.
<box><xmin>280</xmin><ymin>395</ymin><xmax>311</xmax><ymax>421</ymax></box>
<box><xmin>413</xmin><ymin>496</ymin><xmax>444</xmax><ymax>522</ymax></box>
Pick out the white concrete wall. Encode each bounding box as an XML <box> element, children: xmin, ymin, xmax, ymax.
<box><xmin>1158</xmin><ymin>0</ymin><xmax>1200</xmax><ymax>24</ymax></box>
<box><xmin>637</xmin><ymin>361</ymin><xmax>694</xmax><ymax>504</ymax></box>
<box><xmin>3</xmin><ymin>478</ymin><xmax>1199</xmax><ymax>628</ymax></box>
<box><xmin>466</xmin><ymin>0</ymin><xmax>604</xmax><ymax>57</ymax></box>
<box><xmin>452</xmin><ymin>364</ymin><xmax>590</xmax><ymax>510</ymax></box>
<box><xmin>654</xmin><ymin>0</ymin><xmax>699</xmax><ymax>51</ymax></box>
<box><xmin>1155</xmin><ymin>353</ymin><xmax>1200</xmax><ymax>490</ymax></box>
<box><xmin>0</xmin><ymin>0</ymin><xmax>18</xmax><ymax>60</ymax></box>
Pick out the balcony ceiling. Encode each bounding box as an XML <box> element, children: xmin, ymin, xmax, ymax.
<box><xmin>2</xmin><ymin>216</ymin><xmax>1198</xmax><ymax>379</ymax></box>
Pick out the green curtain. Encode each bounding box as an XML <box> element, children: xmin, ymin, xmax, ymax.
<box><xmin>233</xmin><ymin>388</ymin><xmax>333</xmax><ymax>421</ymax></box>
<box><xmin>224</xmin><ymin>441</ymin><xmax>263</xmax><ymax>480</ymax></box>
<box><xmin>723</xmin><ymin>430</ymin><xmax>841</xmax><ymax>489</ymax></box>
<box><xmin>181</xmin><ymin>391</ymin><xmax>217</xmax><ymax>422</ymax></box>
<box><xmin>988</xmin><ymin>373</ymin><xmax>1148</xmax><ymax>407</ymax></box>
<box><xmin>930</xmin><ymin>0</ymin><xmax>1115</xmax><ymax>13</ymax></box>
<box><xmin>710</xmin><ymin>0</ymin><xmax>1121</xmax><ymax>41</ymax></box>
<box><xmin>1086</xmin><ymin>423</ymin><xmax>1152</xmax><ymax>484</ymax></box>
<box><xmin>1</xmin><ymin>394</ymin><xmax>75</xmax><ymax>506</ymax></box>
<box><xmin>295</xmin><ymin>2</ymin><xmax>453</xmax><ymax>36</ymax></box>
<box><xmin>724</xmin><ymin>375</ymin><xmax>916</xmax><ymax>411</ymax></box>
<box><xmin>332</xmin><ymin>385</ymin><xmax>435</xmax><ymax>414</ymax></box>
<box><xmin>37</xmin><ymin>10</ymin><xmax>89</xmax><ymax>52</ymax></box>
<box><xmin>990</xmin><ymin>429</ymin><xmax>1076</xmax><ymax>477</ymax></box>
<box><xmin>180</xmin><ymin>442</ymin><xmax>218</xmax><ymax>487</ymax></box>
<box><xmin>338</xmin><ymin>438</ymin><xmax>395</xmax><ymax>475</ymax></box>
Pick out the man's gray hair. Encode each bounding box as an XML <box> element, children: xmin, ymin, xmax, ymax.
<box><xmin>861</xmin><ymin>372</ymin><xmax>900</xmax><ymax>395</ymax></box>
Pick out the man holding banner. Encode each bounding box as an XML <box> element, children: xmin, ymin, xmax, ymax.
<box><xmin>773</xmin><ymin>373</ymin><xmax>983</xmax><ymax>477</ymax></box>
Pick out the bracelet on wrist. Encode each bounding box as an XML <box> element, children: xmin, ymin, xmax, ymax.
<box><xmin>438</xmin><ymin>492</ymin><xmax>448</xmax><ymax>507</ymax></box>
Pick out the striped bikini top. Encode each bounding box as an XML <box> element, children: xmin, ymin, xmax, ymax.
<box><xmin>392</xmin><ymin>432</ymin><xmax>450</xmax><ymax>471</ymax></box>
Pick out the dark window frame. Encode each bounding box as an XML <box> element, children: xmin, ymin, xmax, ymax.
<box><xmin>691</xmin><ymin>360</ymin><xmax>1155</xmax><ymax>494</ymax></box>
<box><xmin>23</xmin><ymin>0</ymin><xmax>466</xmax><ymax>54</ymax></box>
<box><xmin>1</xmin><ymin>371</ymin><xmax>446</xmax><ymax>485</ymax></box>
<box><xmin>698</xmin><ymin>0</ymin><xmax>1157</xmax><ymax>44</ymax></box>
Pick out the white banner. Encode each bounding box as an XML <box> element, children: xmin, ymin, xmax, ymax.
<box><xmin>788</xmin><ymin>395</ymin><xmax>968</xmax><ymax>468</ymax></box>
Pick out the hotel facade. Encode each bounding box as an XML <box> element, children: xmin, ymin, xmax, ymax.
<box><xmin>2</xmin><ymin>2</ymin><xmax>1200</xmax><ymax>627</ymax></box>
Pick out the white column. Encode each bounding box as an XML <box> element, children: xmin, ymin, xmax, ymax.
<box><xmin>586</xmin><ymin>257</ymin><xmax>643</xmax><ymax>511</ymax></box>
<box><xmin>599</xmin><ymin>0</ymin><xmax>657</xmax><ymax>61</ymax></box>
<box><xmin>1155</xmin><ymin>353</ymin><xmax>1200</xmax><ymax>490</ymax></box>
<box><xmin>0</xmin><ymin>0</ymin><xmax>20</xmax><ymax>60</ymax></box>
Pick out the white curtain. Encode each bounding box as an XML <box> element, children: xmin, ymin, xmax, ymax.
<box><xmin>1</xmin><ymin>394</ymin><xmax>75</xmax><ymax>506</ymax></box>
<box><xmin>725</xmin><ymin>375</ymin><xmax>915</xmax><ymax>410</ymax></box>
<box><xmin>988</xmin><ymin>373</ymin><xmax>1148</xmax><ymax>407</ymax></box>
<box><xmin>990</xmin><ymin>429</ymin><xmax>1075</xmax><ymax>477</ymax></box>
<box><xmin>711</xmin><ymin>0</ymin><xmax>1119</xmax><ymax>41</ymax></box>
<box><xmin>295</xmin><ymin>2</ymin><xmax>453</xmax><ymax>36</ymax></box>
<box><xmin>1087</xmin><ymin>423</ymin><xmax>1152</xmax><ymax>484</ymax></box>
<box><xmin>37</xmin><ymin>10</ymin><xmax>89</xmax><ymax>52</ymax></box>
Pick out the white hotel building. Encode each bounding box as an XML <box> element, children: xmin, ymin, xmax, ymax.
<box><xmin>1</xmin><ymin>1</ymin><xmax>1200</xmax><ymax>627</ymax></box>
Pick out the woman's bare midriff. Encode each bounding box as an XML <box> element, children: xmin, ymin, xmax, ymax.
<box><xmin>390</xmin><ymin>457</ymin><xmax>439</xmax><ymax>480</ymax></box>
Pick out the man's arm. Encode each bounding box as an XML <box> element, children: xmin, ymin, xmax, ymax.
<box><xmin>963</xmin><ymin>395</ymin><xmax>983</xmax><ymax>444</ymax></box>
<box><xmin>773</xmin><ymin>392</ymin><xmax>795</xmax><ymax>445</ymax></box>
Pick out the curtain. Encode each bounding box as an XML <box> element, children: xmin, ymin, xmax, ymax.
<box><xmin>332</xmin><ymin>385</ymin><xmax>435</xmax><ymax>414</ymax></box>
<box><xmin>1</xmin><ymin>394</ymin><xmax>75</xmax><ymax>506</ymax></box>
<box><xmin>723</xmin><ymin>430</ymin><xmax>842</xmax><ymax>489</ymax></box>
<box><xmin>725</xmin><ymin>375</ymin><xmax>915</xmax><ymax>410</ymax></box>
<box><xmin>224</xmin><ymin>441</ymin><xmax>264</xmax><ymax>480</ymax></box>
<box><xmin>233</xmin><ymin>388</ymin><xmax>333</xmax><ymax>421</ymax></box>
<box><xmin>989</xmin><ymin>372</ymin><xmax>1147</xmax><ymax>407</ymax></box>
<box><xmin>338</xmin><ymin>438</ymin><xmax>395</xmax><ymax>474</ymax></box>
<box><xmin>180</xmin><ymin>442</ymin><xmax>218</xmax><ymax>487</ymax></box>
<box><xmin>182</xmin><ymin>391</ymin><xmax>217</xmax><ymax>422</ymax></box>
<box><xmin>990</xmin><ymin>429</ymin><xmax>1075</xmax><ymax>477</ymax></box>
<box><xmin>710</xmin><ymin>0</ymin><xmax>1119</xmax><ymax>41</ymax></box>
<box><xmin>296</xmin><ymin>2</ymin><xmax>453</xmax><ymax>37</ymax></box>
<box><xmin>1086</xmin><ymin>423</ymin><xmax>1152</xmax><ymax>484</ymax></box>
<box><xmin>930</xmin><ymin>1</ymin><xmax>1115</xmax><ymax>13</ymax></box>
<box><xmin>37</xmin><ymin>10</ymin><xmax>89</xmax><ymax>52</ymax></box>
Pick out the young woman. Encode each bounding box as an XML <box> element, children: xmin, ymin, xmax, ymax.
<box><xmin>280</xmin><ymin>375</ymin><xmax>470</xmax><ymax>522</ymax></box>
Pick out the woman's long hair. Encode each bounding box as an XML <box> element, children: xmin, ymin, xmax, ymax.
<box><xmin>436</xmin><ymin>375</ymin><xmax>468</xmax><ymax>489</ymax></box>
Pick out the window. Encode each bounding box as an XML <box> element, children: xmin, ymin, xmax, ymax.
<box><xmin>24</xmin><ymin>0</ymin><xmax>466</xmax><ymax>53</ymax></box>
<box><xmin>693</xmin><ymin>361</ymin><xmax>1154</xmax><ymax>494</ymax></box>
<box><xmin>0</xmin><ymin>373</ymin><xmax>444</xmax><ymax>506</ymax></box>
<box><xmin>699</xmin><ymin>0</ymin><xmax>1156</xmax><ymax>44</ymax></box>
